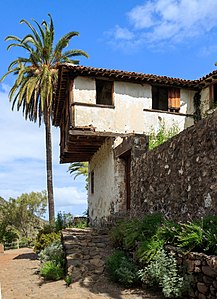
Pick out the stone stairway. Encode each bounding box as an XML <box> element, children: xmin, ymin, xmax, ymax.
<box><xmin>61</xmin><ymin>228</ymin><xmax>111</xmax><ymax>281</ymax></box>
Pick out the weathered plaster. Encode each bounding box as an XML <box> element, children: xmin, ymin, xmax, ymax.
<box><xmin>73</xmin><ymin>77</ymin><xmax>195</xmax><ymax>134</ymax></box>
<box><xmin>200</xmin><ymin>87</ymin><xmax>211</xmax><ymax>117</ymax></box>
<box><xmin>88</xmin><ymin>138</ymin><xmax>122</xmax><ymax>224</ymax></box>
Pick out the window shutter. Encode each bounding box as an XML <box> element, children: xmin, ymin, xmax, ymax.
<box><xmin>168</xmin><ymin>88</ymin><xmax>180</xmax><ymax>111</ymax></box>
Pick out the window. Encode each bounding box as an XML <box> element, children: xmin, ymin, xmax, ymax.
<box><xmin>152</xmin><ymin>86</ymin><xmax>180</xmax><ymax>112</ymax></box>
<box><xmin>209</xmin><ymin>83</ymin><xmax>217</xmax><ymax>107</ymax></box>
<box><xmin>96</xmin><ymin>79</ymin><xmax>113</xmax><ymax>105</ymax></box>
<box><xmin>90</xmin><ymin>171</ymin><xmax>94</xmax><ymax>194</ymax></box>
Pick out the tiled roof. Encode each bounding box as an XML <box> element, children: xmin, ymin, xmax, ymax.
<box><xmin>58</xmin><ymin>64</ymin><xmax>199</xmax><ymax>88</ymax></box>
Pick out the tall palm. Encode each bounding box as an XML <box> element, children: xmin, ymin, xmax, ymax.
<box><xmin>1</xmin><ymin>14</ymin><xmax>88</xmax><ymax>224</ymax></box>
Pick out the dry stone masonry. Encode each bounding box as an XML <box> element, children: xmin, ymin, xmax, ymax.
<box><xmin>168</xmin><ymin>246</ymin><xmax>217</xmax><ymax>299</ymax></box>
<box><xmin>62</xmin><ymin>228</ymin><xmax>111</xmax><ymax>282</ymax></box>
<box><xmin>131</xmin><ymin>110</ymin><xmax>217</xmax><ymax>221</ymax></box>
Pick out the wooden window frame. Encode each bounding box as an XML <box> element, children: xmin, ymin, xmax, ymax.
<box><xmin>152</xmin><ymin>85</ymin><xmax>180</xmax><ymax>113</ymax></box>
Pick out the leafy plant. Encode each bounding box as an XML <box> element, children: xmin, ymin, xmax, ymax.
<box><xmin>138</xmin><ymin>249</ymin><xmax>190</xmax><ymax>298</ymax></box>
<box><xmin>106</xmin><ymin>250</ymin><xmax>140</xmax><ymax>287</ymax></box>
<box><xmin>109</xmin><ymin>213</ymin><xmax>164</xmax><ymax>251</ymax></box>
<box><xmin>149</xmin><ymin>122</ymin><xmax>179</xmax><ymax>150</ymax></box>
<box><xmin>64</xmin><ymin>275</ymin><xmax>73</xmax><ymax>286</ymax></box>
<box><xmin>176</xmin><ymin>221</ymin><xmax>203</xmax><ymax>252</ymax></box>
<box><xmin>34</xmin><ymin>231</ymin><xmax>60</xmax><ymax>253</ymax></box>
<box><xmin>136</xmin><ymin>236</ymin><xmax>165</xmax><ymax>263</ymax></box>
<box><xmin>38</xmin><ymin>239</ymin><xmax>64</xmax><ymax>266</ymax></box>
<box><xmin>40</xmin><ymin>261</ymin><xmax>64</xmax><ymax>281</ymax></box>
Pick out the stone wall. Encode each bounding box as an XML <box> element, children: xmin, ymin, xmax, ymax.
<box><xmin>131</xmin><ymin>111</ymin><xmax>217</xmax><ymax>221</ymax></box>
<box><xmin>62</xmin><ymin>228</ymin><xmax>111</xmax><ymax>281</ymax></box>
<box><xmin>168</xmin><ymin>246</ymin><xmax>217</xmax><ymax>299</ymax></box>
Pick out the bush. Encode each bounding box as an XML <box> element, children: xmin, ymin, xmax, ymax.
<box><xmin>106</xmin><ymin>250</ymin><xmax>140</xmax><ymax>287</ymax></box>
<box><xmin>138</xmin><ymin>249</ymin><xmax>191</xmax><ymax>298</ymax></box>
<box><xmin>34</xmin><ymin>231</ymin><xmax>60</xmax><ymax>253</ymax></box>
<box><xmin>109</xmin><ymin>213</ymin><xmax>164</xmax><ymax>251</ymax></box>
<box><xmin>55</xmin><ymin>211</ymin><xmax>74</xmax><ymax>231</ymax></box>
<box><xmin>40</xmin><ymin>261</ymin><xmax>64</xmax><ymax>281</ymax></box>
<box><xmin>38</xmin><ymin>239</ymin><xmax>64</xmax><ymax>266</ymax></box>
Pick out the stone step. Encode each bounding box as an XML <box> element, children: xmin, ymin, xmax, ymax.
<box><xmin>61</xmin><ymin>228</ymin><xmax>112</xmax><ymax>281</ymax></box>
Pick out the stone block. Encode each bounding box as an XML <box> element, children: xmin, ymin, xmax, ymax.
<box><xmin>202</xmin><ymin>266</ymin><xmax>217</xmax><ymax>278</ymax></box>
<box><xmin>197</xmin><ymin>282</ymin><xmax>208</xmax><ymax>294</ymax></box>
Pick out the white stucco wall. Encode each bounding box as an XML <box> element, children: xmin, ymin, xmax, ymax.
<box><xmin>73</xmin><ymin>77</ymin><xmax>195</xmax><ymax>134</ymax></box>
<box><xmin>88</xmin><ymin>138</ymin><xmax>123</xmax><ymax>224</ymax></box>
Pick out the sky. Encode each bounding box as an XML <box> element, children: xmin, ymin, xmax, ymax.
<box><xmin>1</xmin><ymin>0</ymin><xmax>217</xmax><ymax>218</ymax></box>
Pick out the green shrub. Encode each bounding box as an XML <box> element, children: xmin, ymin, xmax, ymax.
<box><xmin>136</xmin><ymin>236</ymin><xmax>165</xmax><ymax>263</ymax></box>
<box><xmin>40</xmin><ymin>261</ymin><xmax>64</xmax><ymax>281</ymax></box>
<box><xmin>106</xmin><ymin>250</ymin><xmax>140</xmax><ymax>287</ymax></box>
<box><xmin>109</xmin><ymin>213</ymin><xmax>164</xmax><ymax>251</ymax></box>
<box><xmin>201</xmin><ymin>215</ymin><xmax>217</xmax><ymax>255</ymax></box>
<box><xmin>34</xmin><ymin>231</ymin><xmax>60</xmax><ymax>253</ymax></box>
<box><xmin>176</xmin><ymin>221</ymin><xmax>203</xmax><ymax>252</ymax></box>
<box><xmin>38</xmin><ymin>239</ymin><xmax>64</xmax><ymax>266</ymax></box>
<box><xmin>138</xmin><ymin>249</ymin><xmax>190</xmax><ymax>298</ymax></box>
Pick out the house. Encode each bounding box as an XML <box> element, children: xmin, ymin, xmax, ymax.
<box><xmin>53</xmin><ymin>64</ymin><xmax>217</xmax><ymax>225</ymax></box>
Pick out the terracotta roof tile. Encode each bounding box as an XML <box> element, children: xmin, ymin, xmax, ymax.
<box><xmin>59</xmin><ymin>64</ymin><xmax>198</xmax><ymax>88</ymax></box>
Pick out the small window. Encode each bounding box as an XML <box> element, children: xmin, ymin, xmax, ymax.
<box><xmin>210</xmin><ymin>83</ymin><xmax>217</xmax><ymax>107</ymax></box>
<box><xmin>90</xmin><ymin>171</ymin><xmax>94</xmax><ymax>194</ymax></box>
<box><xmin>152</xmin><ymin>86</ymin><xmax>168</xmax><ymax>111</ymax></box>
<box><xmin>152</xmin><ymin>86</ymin><xmax>180</xmax><ymax>112</ymax></box>
<box><xmin>96</xmin><ymin>79</ymin><xmax>113</xmax><ymax>105</ymax></box>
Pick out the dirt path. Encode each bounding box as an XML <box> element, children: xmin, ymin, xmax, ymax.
<box><xmin>0</xmin><ymin>248</ymin><xmax>164</xmax><ymax>299</ymax></box>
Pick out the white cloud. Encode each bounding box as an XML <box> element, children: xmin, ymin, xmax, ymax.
<box><xmin>55</xmin><ymin>186</ymin><xmax>87</xmax><ymax>207</ymax></box>
<box><xmin>113</xmin><ymin>25</ymin><xmax>135</xmax><ymax>40</ymax></box>
<box><xmin>107</xmin><ymin>0</ymin><xmax>217</xmax><ymax>48</ymax></box>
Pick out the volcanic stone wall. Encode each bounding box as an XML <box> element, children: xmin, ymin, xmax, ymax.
<box><xmin>131</xmin><ymin>111</ymin><xmax>217</xmax><ymax>221</ymax></box>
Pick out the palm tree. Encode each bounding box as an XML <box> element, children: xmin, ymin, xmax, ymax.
<box><xmin>1</xmin><ymin>14</ymin><xmax>88</xmax><ymax>224</ymax></box>
<box><xmin>68</xmin><ymin>162</ymin><xmax>88</xmax><ymax>190</ymax></box>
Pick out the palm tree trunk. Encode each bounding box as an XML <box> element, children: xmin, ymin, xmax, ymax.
<box><xmin>45</xmin><ymin>115</ymin><xmax>55</xmax><ymax>224</ymax></box>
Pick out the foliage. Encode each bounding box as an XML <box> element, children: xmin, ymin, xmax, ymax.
<box><xmin>176</xmin><ymin>221</ymin><xmax>203</xmax><ymax>252</ymax></box>
<box><xmin>136</xmin><ymin>236</ymin><xmax>165</xmax><ymax>263</ymax></box>
<box><xmin>38</xmin><ymin>239</ymin><xmax>65</xmax><ymax>281</ymax></box>
<box><xmin>106</xmin><ymin>250</ymin><xmax>140</xmax><ymax>287</ymax></box>
<box><xmin>34</xmin><ymin>231</ymin><xmax>60</xmax><ymax>253</ymax></box>
<box><xmin>55</xmin><ymin>211</ymin><xmax>74</xmax><ymax>231</ymax></box>
<box><xmin>138</xmin><ymin>249</ymin><xmax>190</xmax><ymax>298</ymax></box>
<box><xmin>40</xmin><ymin>261</ymin><xmax>64</xmax><ymax>281</ymax></box>
<box><xmin>0</xmin><ymin>226</ymin><xmax>20</xmax><ymax>244</ymax></box>
<box><xmin>73</xmin><ymin>220</ymin><xmax>87</xmax><ymax>229</ymax></box>
<box><xmin>109</xmin><ymin>213</ymin><xmax>164</xmax><ymax>251</ymax></box>
<box><xmin>68</xmin><ymin>162</ymin><xmax>88</xmax><ymax>190</ymax></box>
<box><xmin>1</xmin><ymin>14</ymin><xmax>88</xmax><ymax>224</ymax></box>
<box><xmin>108</xmin><ymin>214</ymin><xmax>217</xmax><ymax>297</ymax></box>
<box><xmin>64</xmin><ymin>275</ymin><xmax>73</xmax><ymax>286</ymax></box>
<box><xmin>0</xmin><ymin>191</ymin><xmax>47</xmax><ymax>243</ymax></box>
<box><xmin>148</xmin><ymin>122</ymin><xmax>179</xmax><ymax>150</ymax></box>
<box><xmin>38</xmin><ymin>239</ymin><xmax>64</xmax><ymax>266</ymax></box>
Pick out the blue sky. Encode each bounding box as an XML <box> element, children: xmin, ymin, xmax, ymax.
<box><xmin>1</xmin><ymin>0</ymin><xmax>217</xmax><ymax>217</ymax></box>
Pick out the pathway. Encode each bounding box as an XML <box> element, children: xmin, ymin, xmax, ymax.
<box><xmin>0</xmin><ymin>248</ymin><xmax>164</xmax><ymax>299</ymax></box>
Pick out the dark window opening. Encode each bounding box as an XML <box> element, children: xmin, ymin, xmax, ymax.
<box><xmin>152</xmin><ymin>86</ymin><xmax>180</xmax><ymax>112</ymax></box>
<box><xmin>120</xmin><ymin>151</ymin><xmax>131</xmax><ymax>211</ymax></box>
<box><xmin>96</xmin><ymin>79</ymin><xmax>113</xmax><ymax>105</ymax></box>
<box><xmin>212</xmin><ymin>83</ymin><xmax>217</xmax><ymax>107</ymax></box>
<box><xmin>90</xmin><ymin>171</ymin><xmax>94</xmax><ymax>194</ymax></box>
